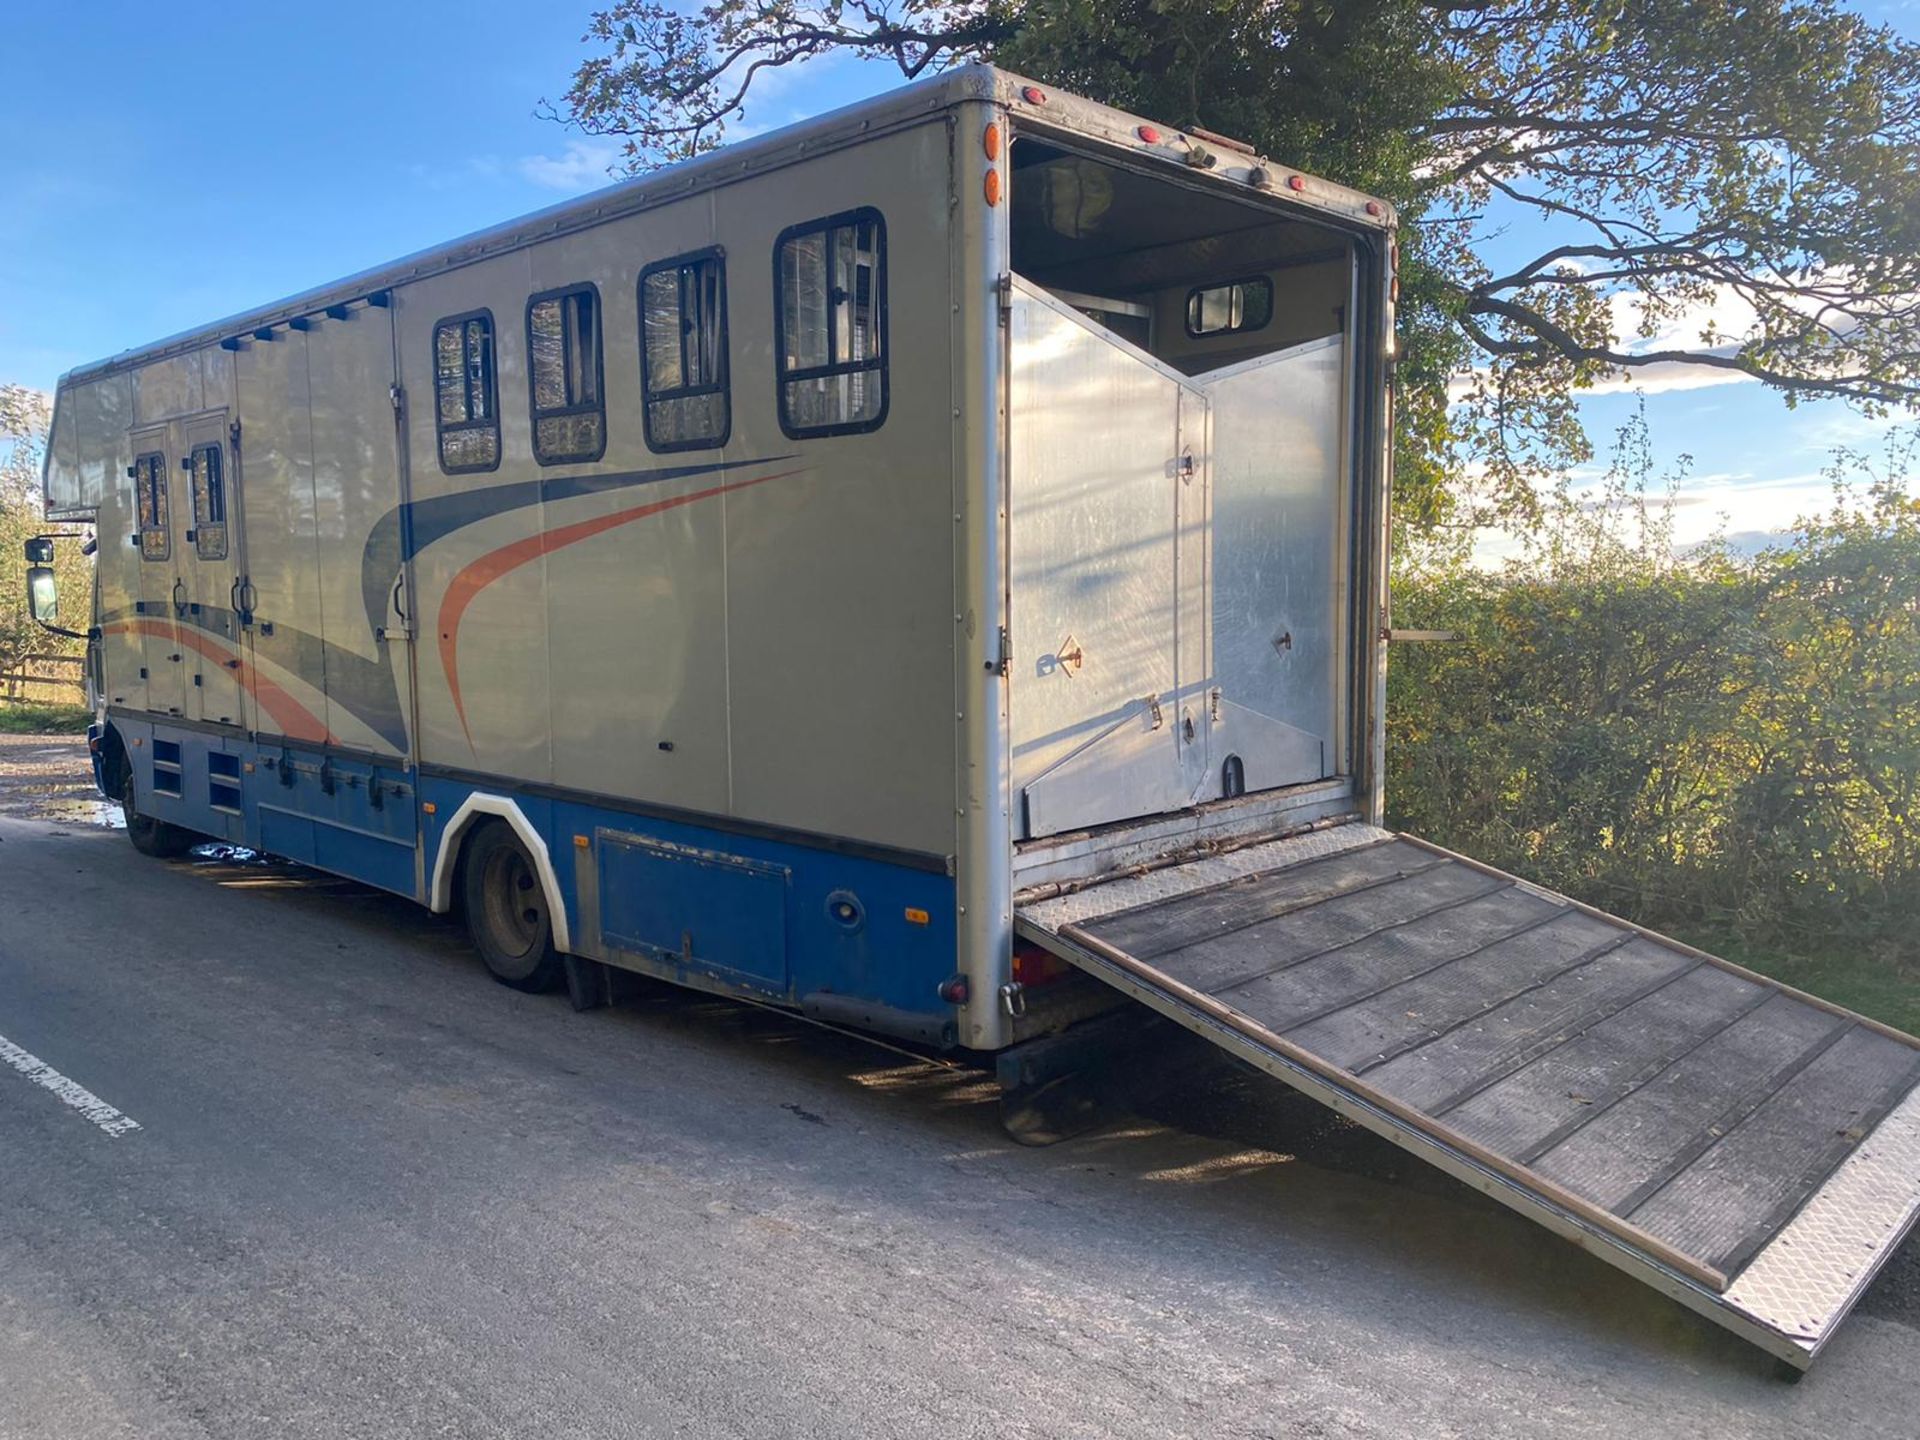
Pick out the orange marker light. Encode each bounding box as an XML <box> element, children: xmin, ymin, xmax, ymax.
<box><xmin>984</xmin><ymin>169</ymin><xmax>1001</xmax><ymax>206</ymax></box>
<box><xmin>573</xmin><ymin>834</ymin><xmax>590</xmax><ymax>849</ymax></box>
<box><xmin>982</xmin><ymin>122</ymin><xmax>1001</xmax><ymax>161</ymax></box>
<box><xmin>905</xmin><ymin>907</ymin><xmax>931</xmax><ymax>926</ymax></box>
<box><xmin>421</xmin><ymin>801</ymin><xmax>436</xmax><ymax>815</ymax></box>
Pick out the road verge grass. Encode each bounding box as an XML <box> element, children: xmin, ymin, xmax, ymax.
<box><xmin>0</xmin><ymin>700</ymin><xmax>92</xmax><ymax>734</ymax></box>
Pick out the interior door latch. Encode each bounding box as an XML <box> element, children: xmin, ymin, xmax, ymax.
<box><xmin>1053</xmin><ymin>634</ymin><xmax>1084</xmax><ymax>677</ymax></box>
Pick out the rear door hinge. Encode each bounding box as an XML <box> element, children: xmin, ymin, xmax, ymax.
<box><xmin>996</xmin><ymin>273</ymin><xmax>1013</xmax><ymax>325</ymax></box>
<box><xmin>389</xmin><ymin>383</ymin><xmax>405</xmax><ymax>412</ymax></box>
<box><xmin>992</xmin><ymin>625</ymin><xmax>1011</xmax><ymax>676</ymax></box>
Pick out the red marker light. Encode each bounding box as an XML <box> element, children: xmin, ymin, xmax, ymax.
<box><xmin>1021</xmin><ymin>85</ymin><xmax>1047</xmax><ymax>105</ymax></box>
<box><xmin>1365</xmin><ymin>200</ymin><xmax>1384</xmax><ymax>217</ymax></box>
<box><xmin>1137</xmin><ymin>125</ymin><xmax>1161</xmax><ymax>144</ymax></box>
<box><xmin>1287</xmin><ymin>174</ymin><xmax>1307</xmax><ymax>192</ymax></box>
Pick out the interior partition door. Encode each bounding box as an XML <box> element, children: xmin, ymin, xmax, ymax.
<box><xmin>1008</xmin><ymin>278</ymin><xmax>1210</xmax><ymax>839</ymax></box>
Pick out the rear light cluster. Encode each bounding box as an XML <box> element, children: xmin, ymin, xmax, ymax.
<box><xmin>1012</xmin><ymin>942</ymin><xmax>1069</xmax><ymax>987</ymax></box>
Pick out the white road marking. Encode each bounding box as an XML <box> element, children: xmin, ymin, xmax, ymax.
<box><xmin>0</xmin><ymin>1033</ymin><xmax>142</xmax><ymax>1137</ymax></box>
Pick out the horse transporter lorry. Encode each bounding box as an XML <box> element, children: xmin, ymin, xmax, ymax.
<box><xmin>26</xmin><ymin>66</ymin><xmax>1920</xmax><ymax>1372</ymax></box>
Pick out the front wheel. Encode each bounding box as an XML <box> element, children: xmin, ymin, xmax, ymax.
<box><xmin>461</xmin><ymin>821</ymin><xmax>564</xmax><ymax>993</ymax></box>
<box><xmin>117</xmin><ymin>756</ymin><xmax>193</xmax><ymax>858</ymax></box>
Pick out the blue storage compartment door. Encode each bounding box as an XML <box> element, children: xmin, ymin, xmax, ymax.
<box><xmin>598</xmin><ymin>833</ymin><xmax>791</xmax><ymax>995</ymax></box>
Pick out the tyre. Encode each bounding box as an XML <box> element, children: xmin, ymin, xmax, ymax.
<box><xmin>461</xmin><ymin>820</ymin><xmax>564</xmax><ymax>993</ymax></box>
<box><xmin>116</xmin><ymin>755</ymin><xmax>193</xmax><ymax>859</ymax></box>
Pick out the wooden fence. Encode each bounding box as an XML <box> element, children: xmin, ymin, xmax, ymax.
<box><xmin>1</xmin><ymin>652</ymin><xmax>84</xmax><ymax>705</ymax></box>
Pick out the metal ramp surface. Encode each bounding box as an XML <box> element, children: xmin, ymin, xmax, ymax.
<box><xmin>1017</xmin><ymin>823</ymin><xmax>1920</xmax><ymax>1369</ymax></box>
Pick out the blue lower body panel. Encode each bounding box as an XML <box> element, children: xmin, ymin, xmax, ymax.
<box><xmin>111</xmin><ymin>717</ymin><xmax>419</xmax><ymax>898</ymax></box>
<box><xmin>419</xmin><ymin>774</ymin><xmax>960</xmax><ymax>1029</ymax></box>
<box><xmin>106</xmin><ymin>714</ymin><xmax>959</xmax><ymax>1041</ymax></box>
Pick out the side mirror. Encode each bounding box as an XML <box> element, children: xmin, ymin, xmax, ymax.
<box><xmin>27</xmin><ymin>566</ymin><xmax>58</xmax><ymax>625</ymax></box>
<box><xmin>23</xmin><ymin>536</ymin><xmax>54</xmax><ymax>565</ymax></box>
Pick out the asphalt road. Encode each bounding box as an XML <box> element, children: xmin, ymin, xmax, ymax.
<box><xmin>0</xmin><ymin>735</ymin><xmax>1915</xmax><ymax>1439</ymax></box>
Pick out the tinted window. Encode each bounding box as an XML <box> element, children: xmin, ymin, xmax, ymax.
<box><xmin>190</xmin><ymin>443</ymin><xmax>228</xmax><ymax>560</ymax></box>
<box><xmin>134</xmin><ymin>452</ymin><xmax>169</xmax><ymax>561</ymax></box>
<box><xmin>526</xmin><ymin>285</ymin><xmax>606</xmax><ymax>465</ymax></box>
<box><xmin>775</xmin><ymin>209</ymin><xmax>887</xmax><ymax>436</ymax></box>
<box><xmin>639</xmin><ymin>251</ymin><xmax>729</xmax><ymax>451</ymax></box>
<box><xmin>434</xmin><ymin>311</ymin><xmax>501</xmax><ymax>474</ymax></box>
<box><xmin>1186</xmin><ymin>277</ymin><xmax>1274</xmax><ymax>337</ymax></box>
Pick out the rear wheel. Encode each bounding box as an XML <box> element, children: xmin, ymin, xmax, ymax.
<box><xmin>461</xmin><ymin>821</ymin><xmax>564</xmax><ymax>993</ymax></box>
<box><xmin>116</xmin><ymin>755</ymin><xmax>193</xmax><ymax>858</ymax></box>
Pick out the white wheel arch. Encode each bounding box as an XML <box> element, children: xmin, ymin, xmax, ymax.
<box><xmin>428</xmin><ymin>793</ymin><xmax>573</xmax><ymax>953</ymax></box>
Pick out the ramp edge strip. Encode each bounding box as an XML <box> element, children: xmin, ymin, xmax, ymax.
<box><xmin>1723</xmin><ymin>1077</ymin><xmax>1920</xmax><ymax>1349</ymax></box>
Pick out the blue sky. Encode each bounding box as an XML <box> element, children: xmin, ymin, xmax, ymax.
<box><xmin>3</xmin><ymin>2</ymin><xmax>1912</xmax><ymax>548</ymax></box>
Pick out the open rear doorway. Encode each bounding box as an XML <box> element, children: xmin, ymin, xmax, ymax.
<box><xmin>1006</xmin><ymin>139</ymin><xmax>1360</xmax><ymax>840</ymax></box>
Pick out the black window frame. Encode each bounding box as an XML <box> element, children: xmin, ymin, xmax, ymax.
<box><xmin>772</xmin><ymin>207</ymin><xmax>889</xmax><ymax>440</ymax></box>
<box><xmin>524</xmin><ymin>282</ymin><xmax>608</xmax><ymax>467</ymax></box>
<box><xmin>1184</xmin><ymin>275</ymin><xmax>1275</xmax><ymax>339</ymax></box>
<box><xmin>433</xmin><ymin>308</ymin><xmax>502</xmax><ymax>476</ymax></box>
<box><xmin>188</xmin><ymin>441</ymin><xmax>228</xmax><ymax>561</ymax></box>
<box><xmin>134</xmin><ymin>450</ymin><xmax>170</xmax><ymax>562</ymax></box>
<box><xmin>637</xmin><ymin>247</ymin><xmax>732</xmax><ymax>454</ymax></box>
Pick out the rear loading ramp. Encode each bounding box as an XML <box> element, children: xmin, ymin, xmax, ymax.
<box><xmin>1016</xmin><ymin>825</ymin><xmax>1920</xmax><ymax>1369</ymax></box>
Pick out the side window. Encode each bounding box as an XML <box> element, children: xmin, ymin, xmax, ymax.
<box><xmin>133</xmin><ymin>451</ymin><xmax>169</xmax><ymax>561</ymax></box>
<box><xmin>189</xmin><ymin>443</ymin><xmax>228</xmax><ymax>560</ymax></box>
<box><xmin>434</xmin><ymin>311</ymin><xmax>501</xmax><ymax>474</ymax></box>
<box><xmin>774</xmin><ymin>208</ymin><xmax>887</xmax><ymax>437</ymax></box>
<box><xmin>639</xmin><ymin>250</ymin><xmax>729</xmax><ymax>452</ymax></box>
<box><xmin>526</xmin><ymin>285</ymin><xmax>606</xmax><ymax>465</ymax></box>
<box><xmin>1186</xmin><ymin>277</ymin><xmax>1274</xmax><ymax>337</ymax></box>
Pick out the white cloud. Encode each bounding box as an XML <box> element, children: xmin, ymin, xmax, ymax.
<box><xmin>518</xmin><ymin>138</ymin><xmax>628</xmax><ymax>193</ymax></box>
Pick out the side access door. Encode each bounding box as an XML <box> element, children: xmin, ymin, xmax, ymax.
<box><xmin>127</xmin><ymin>422</ymin><xmax>187</xmax><ymax>720</ymax></box>
<box><xmin>233</xmin><ymin>302</ymin><xmax>420</xmax><ymax>895</ymax></box>
<box><xmin>178</xmin><ymin>409</ymin><xmax>245</xmax><ymax>729</ymax></box>
<box><xmin>1008</xmin><ymin>278</ymin><xmax>1213</xmax><ymax>839</ymax></box>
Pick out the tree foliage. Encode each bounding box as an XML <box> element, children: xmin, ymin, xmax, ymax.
<box><xmin>551</xmin><ymin>0</ymin><xmax>1920</xmax><ymax>525</ymax></box>
<box><xmin>1388</xmin><ymin>415</ymin><xmax>1920</xmax><ymax>983</ymax></box>
<box><xmin>0</xmin><ymin>385</ymin><xmax>85</xmax><ymax>679</ymax></box>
